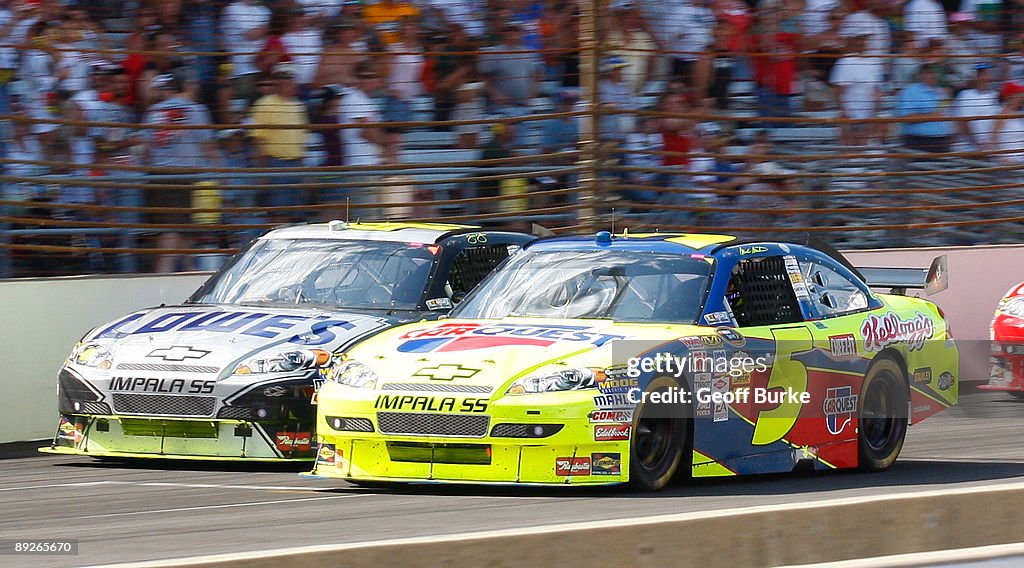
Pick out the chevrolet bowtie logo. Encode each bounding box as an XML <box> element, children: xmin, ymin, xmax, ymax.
<box><xmin>412</xmin><ymin>364</ymin><xmax>481</xmax><ymax>381</ymax></box>
<box><xmin>147</xmin><ymin>346</ymin><xmax>211</xmax><ymax>362</ymax></box>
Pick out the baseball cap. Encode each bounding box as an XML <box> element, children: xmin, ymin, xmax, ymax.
<box><xmin>601</xmin><ymin>57</ymin><xmax>628</xmax><ymax>73</ymax></box>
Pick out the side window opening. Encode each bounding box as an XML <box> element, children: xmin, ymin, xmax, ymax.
<box><xmin>447</xmin><ymin>244</ymin><xmax>514</xmax><ymax>299</ymax></box>
<box><xmin>725</xmin><ymin>256</ymin><xmax>803</xmax><ymax>327</ymax></box>
<box><xmin>800</xmin><ymin>260</ymin><xmax>869</xmax><ymax>318</ymax></box>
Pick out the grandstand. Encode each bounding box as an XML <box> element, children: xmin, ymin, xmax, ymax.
<box><xmin>2</xmin><ymin>0</ymin><xmax>1024</xmax><ymax>277</ymax></box>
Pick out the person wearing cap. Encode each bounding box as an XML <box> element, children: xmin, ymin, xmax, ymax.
<box><xmin>604</xmin><ymin>3</ymin><xmax>656</xmax><ymax>95</ymax></box>
<box><xmin>248</xmin><ymin>62</ymin><xmax>311</xmax><ymax>220</ymax></box>
<box><xmin>895</xmin><ymin>64</ymin><xmax>954</xmax><ymax>152</ymax></box>
<box><xmin>141</xmin><ymin>72</ymin><xmax>221</xmax><ymax>272</ymax></box>
<box><xmin>952</xmin><ymin>63</ymin><xmax>1001</xmax><ymax>150</ymax></box>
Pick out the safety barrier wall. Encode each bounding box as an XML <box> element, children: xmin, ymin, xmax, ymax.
<box><xmin>0</xmin><ymin>272</ymin><xmax>209</xmax><ymax>443</ymax></box>
<box><xmin>1</xmin><ymin>243</ymin><xmax>1018</xmax><ymax>444</ymax></box>
<box><xmin>99</xmin><ymin>483</ymin><xmax>1024</xmax><ymax>568</ymax></box>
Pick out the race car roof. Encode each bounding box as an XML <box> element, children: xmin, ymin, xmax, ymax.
<box><xmin>260</xmin><ymin>221</ymin><xmax>477</xmax><ymax>245</ymax></box>
<box><xmin>528</xmin><ymin>232</ymin><xmax>738</xmax><ymax>254</ymax></box>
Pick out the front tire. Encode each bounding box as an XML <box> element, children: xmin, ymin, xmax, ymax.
<box><xmin>858</xmin><ymin>356</ymin><xmax>908</xmax><ymax>472</ymax></box>
<box><xmin>628</xmin><ymin>376</ymin><xmax>690</xmax><ymax>491</ymax></box>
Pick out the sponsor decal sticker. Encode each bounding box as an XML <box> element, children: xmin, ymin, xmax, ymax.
<box><xmin>740</xmin><ymin>246</ymin><xmax>768</xmax><ymax>255</ymax></box>
<box><xmin>695</xmin><ymin>373</ymin><xmax>713</xmax><ymax>417</ymax></box>
<box><xmin>276</xmin><ymin>432</ymin><xmax>312</xmax><ymax>452</ymax></box>
<box><xmin>425</xmin><ymin>298</ymin><xmax>453</xmax><ymax>311</ymax></box>
<box><xmin>316</xmin><ymin>443</ymin><xmax>336</xmax><ymax>466</ymax></box>
<box><xmin>594</xmin><ymin>424</ymin><xmax>631</xmax><ymax>441</ymax></box>
<box><xmin>913</xmin><ymin>367</ymin><xmax>932</xmax><ymax>384</ymax></box>
<box><xmin>555</xmin><ymin>457</ymin><xmax>591</xmax><ymax>476</ymax></box>
<box><xmin>829</xmin><ymin>334</ymin><xmax>857</xmax><ymax>357</ymax></box>
<box><xmin>823</xmin><ymin>386</ymin><xmax>858</xmax><ymax>435</ymax></box>
<box><xmin>680</xmin><ymin>336</ymin><xmax>705</xmax><ymax>350</ymax></box>
<box><xmin>713</xmin><ymin>376</ymin><xmax>730</xmax><ymax>422</ymax></box>
<box><xmin>591</xmin><ymin>453</ymin><xmax>622</xmax><ymax>475</ymax></box>
<box><xmin>57</xmin><ymin>418</ymin><xmax>76</xmax><ymax>444</ymax></box>
<box><xmin>374</xmin><ymin>395</ymin><xmax>488</xmax><ymax>413</ymax></box>
<box><xmin>263</xmin><ymin>385</ymin><xmax>288</xmax><ymax>397</ymax></box>
<box><xmin>596</xmin><ymin>374</ymin><xmax>639</xmax><ymax>395</ymax></box>
<box><xmin>715</xmin><ymin>328</ymin><xmax>745</xmax><ymax>347</ymax></box>
<box><xmin>700</xmin><ymin>334</ymin><xmax>724</xmax><ymax>348</ymax></box>
<box><xmin>590</xmin><ymin>409</ymin><xmax>633</xmax><ymax>423</ymax></box>
<box><xmin>860</xmin><ymin>312</ymin><xmax>935</xmax><ymax>352</ymax></box>
<box><xmin>938</xmin><ymin>371</ymin><xmax>954</xmax><ymax>391</ymax></box>
<box><xmin>147</xmin><ymin>346</ymin><xmax>210</xmax><ymax>361</ymax></box>
<box><xmin>411</xmin><ymin>364</ymin><xmax>480</xmax><ymax>381</ymax></box>
<box><xmin>593</xmin><ymin>393</ymin><xmax>632</xmax><ymax>409</ymax></box>
<box><xmin>396</xmin><ymin>323</ymin><xmax>626</xmax><ymax>353</ymax></box>
<box><xmin>704</xmin><ymin>311</ymin><xmax>731</xmax><ymax>325</ymax></box>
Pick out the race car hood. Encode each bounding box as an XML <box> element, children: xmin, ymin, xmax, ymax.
<box><xmin>346</xmin><ymin>318</ymin><xmax>708</xmax><ymax>390</ymax></box>
<box><xmin>77</xmin><ymin>304</ymin><xmax>400</xmax><ymax>379</ymax></box>
<box><xmin>994</xmin><ymin>284</ymin><xmax>1024</xmax><ymax>342</ymax></box>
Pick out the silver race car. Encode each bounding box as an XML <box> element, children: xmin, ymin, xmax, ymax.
<box><xmin>42</xmin><ymin>222</ymin><xmax>533</xmax><ymax>461</ymax></box>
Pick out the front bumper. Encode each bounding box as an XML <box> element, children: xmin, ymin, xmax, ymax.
<box><xmin>41</xmin><ymin>414</ymin><xmax>315</xmax><ymax>461</ymax></box>
<box><xmin>980</xmin><ymin>346</ymin><xmax>1024</xmax><ymax>392</ymax></box>
<box><xmin>305</xmin><ymin>384</ymin><xmax>630</xmax><ymax>485</ymax></box>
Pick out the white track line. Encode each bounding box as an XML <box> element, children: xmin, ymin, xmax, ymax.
<box><xmin>76</xmin><ymin>493</ymin><xmax>375</xmax><ymax>520</ymax></box>
<box><xmin>0</xmin><ymin>481</ymin><xmax>112</xmax><ymax>492</ymax></box>
<box><xmin>87</xmin><ymin>480</ymin><xmax>1024</xmax><ymax>568</ymax></box>
<box><xmin>781</xmin><ymin>542</ymin><xmax>1024</xmax><ymax>567</ymax></box>
<box><xmin>104</xmin><ymin>481</ymin><xmax>331</xmax><ymax>492</ymax></box>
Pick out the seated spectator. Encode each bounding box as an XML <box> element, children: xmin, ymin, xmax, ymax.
<box><xmin>839</xmin><ymin>0</ymin><xmax>891</xmax><ymax>63</ymax></box>
<box><xmin>452</xmin><ymin>82</ymin><xmax>486</xmax><ymax>149</ymax></box>
<box><xmin>432</xmin><ymin>23</ymin><xmax>477</xmax><ymax>123</ymax></box>
<box><xmin>598</xmin><ymin>57</ymin><xmax>637</xmax><ymax>145</ymax></box>
<box><xmin>803</xmin><ymin>8</ymin><xmax>846</xmax><ymax>112</ymax></box>
<box><xmin>952</xmin><ymin>64</ymin><xmax>1001</xmax><ymax>150</ymax></box>
<box><xmin>895</xmin><ymin>64</ymin><xmax>954</xmax><ymax>152</ymax></box>
<box><xmin>623</xmin><ymin>114</ymin><xmax>664</xmax><ymax>204</ymax></box>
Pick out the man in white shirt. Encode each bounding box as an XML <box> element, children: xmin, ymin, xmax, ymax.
<box><xmin>830</xmin><ymin>33</ymin><xmax>884</xmax><ymax>144</ymax></box>
<box><xmin>220</xmin><ymin>0</ymin><xmax>271</xmax><ymax>100</ymax></box>
<box><xmin>952</xmin><ymin>64</ymin><xmax>1001</xmax><ymax>150</ymax></box>
<box><xmin>342</xmin><ymin>64</ymin><xmax>389</xmax><ymax>218</ymax></box>
<box><xmin>281</xmin><ymin>7</ymin><xmax>323</xmax><ymax>94</ymax></box>
<box><xmin>903</xmin><ymin>0</ymin><xmax>949</xmax><ymax>48</ymax></box>
<box><xmin>665</xmin><ymin>0</ymin><xmax>716</xmax><ymax>86</ymax></box>
<box><xmin>415</xmin><ymin>0</ymin><xmax>485</xmax><ymax>38</ymax></box>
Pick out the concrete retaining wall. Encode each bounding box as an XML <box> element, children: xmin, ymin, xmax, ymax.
<box><xmin>0</xmin><ymin>273</ymin><xmax>209</xmax><ymax>443</ymax></box>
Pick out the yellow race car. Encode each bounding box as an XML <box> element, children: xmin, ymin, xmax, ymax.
<box><xmin>305</xmin><ymin>233</ymin><xmax>957</xmax><ymax>490</ymax></box>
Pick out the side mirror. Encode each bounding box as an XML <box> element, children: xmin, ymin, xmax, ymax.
<box><xmin>819</xmin><ymin>292</ymin><xmax>837</xmax><ymax>309</ymax></box>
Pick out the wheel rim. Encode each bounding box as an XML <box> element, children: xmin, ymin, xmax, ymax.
<box><xmin>862</xmin><ymin>374</ymin><xmax>897</xmax><ymax>451</ymax></box>
<box><xmin>634</xmin><ymin>398</ymin><xmax>678</xmax><ymax>472</ymax></box>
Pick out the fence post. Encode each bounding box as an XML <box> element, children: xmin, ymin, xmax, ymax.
<box><xmin>577</xmin><ymin>0</ymin><xmax>601</xmax><ymax>233</ymax></box>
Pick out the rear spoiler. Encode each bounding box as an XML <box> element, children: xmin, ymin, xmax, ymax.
<box><xmin>858</xmin><ymin>255</ymin><xmax>948</xmax><ymax>296</ymax></box>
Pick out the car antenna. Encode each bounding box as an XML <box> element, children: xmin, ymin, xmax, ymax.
<box><xmin>345</xmin><ymin>197</ymin><xmax>350</xmax><ymax>224</ymax></box>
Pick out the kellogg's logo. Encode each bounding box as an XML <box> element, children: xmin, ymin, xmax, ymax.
<box><xmin>860</xmin><ymin>312</ymin><xmax>934</xmax><ymax>352</ymax></box>
<box><xmin>397</xmin><ymin>323</ymin><xmax>625</xmax><ymax>353</ymax></box>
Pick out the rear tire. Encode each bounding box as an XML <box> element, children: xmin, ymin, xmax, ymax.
<box><xmin>628</xmin><ymin>376</ymin><xmax>690</xmax><ymax>491</ymax></box>
<box><xmin>858</xmin><ymin>357</ymin><xmax>908</xmax><ymax>472</ymax></box>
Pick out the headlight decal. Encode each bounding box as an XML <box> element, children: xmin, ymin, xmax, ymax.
<box><xmin>506</xmin><ymin>368</ymin><xmax>599</xmax><ymax>395</ymax></box>
<box><xmin>233</xmin><ymin>349</ymin><xmax>331</xmax><ymax>375</ymax></box>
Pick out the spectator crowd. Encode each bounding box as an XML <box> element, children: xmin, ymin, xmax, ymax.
<box><xmin>3</xmin><ymin>0</ymin><xmax>1024</xmax><ymax>275</ymax></box>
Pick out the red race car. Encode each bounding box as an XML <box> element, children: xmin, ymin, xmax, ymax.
<box><xmin>982</xmin><ymin>282</ymin><xmax>1024</xmax><ymax>397</ymax></box>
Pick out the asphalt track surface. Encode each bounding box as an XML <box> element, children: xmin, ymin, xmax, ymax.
<box><xmin>3</xmin><ymin>387</ymin><xmax>1023</xmax><ymax>568</ymax></box>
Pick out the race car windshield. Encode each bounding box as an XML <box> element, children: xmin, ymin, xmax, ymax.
<box><xmin>191</xmin><ymin>239</ymin><xmax>435</xmax><ymax>310</ymax></box>
<box><xmin>452</xmin><ymin>250</ymin><xmax>713</xmax><ymax>323</ymax></box>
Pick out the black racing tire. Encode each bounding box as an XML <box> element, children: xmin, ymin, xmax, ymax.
<box><xmin>1008</xmin><ymin>392</ymin><xmax>1024</xmax><ymax>400</ymax></box>
<box><xmin>858</xmin><ymin>356</ymin><xmax>909</xmax><ymax>472</ymax></box>
<box><xmin>628</xmin><ymin>376</ymin><xmax>691</xmax><ymax>492</ymax></box>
